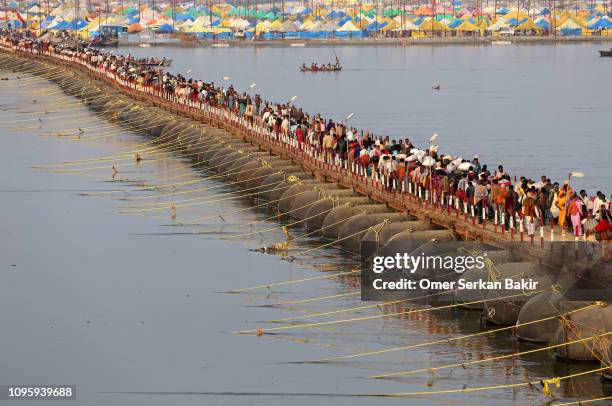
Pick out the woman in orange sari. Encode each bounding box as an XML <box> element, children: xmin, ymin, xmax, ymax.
<box><xmin>556</xmin><ymin>181</ymin><xmax>573</xmax><ymax>229</ymax></box>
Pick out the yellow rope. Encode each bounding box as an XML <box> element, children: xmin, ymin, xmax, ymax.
<box><xmin>222</xmin><ymin>205</ymin><xmax>335</xmax><ymax>241</ymax></box>
<box><xmin>311</xmin><ymin>303</ymin><xmax>601</xmax><ymax>362</ymax></box>
<box><xmin>276</xmin><ymin>291</ymin><xmax>360</xmax><ymax>305</ymax></box>
<box><xmin>220</xmin><ymin>198</ymin><xmax>329</xmax><ymax>238</ymax></box>
<box><xmin>376</xmin><ymin>365</ymin><xmax>611</xmax><ymax>397</ymax></box>
<box><xmin>292</xmin><ymin>214</ymin><xmax>384</xmax><ymax>257</ymax></box>
<box><xmin>159</xmin><ymin>189</ymin><xmax>312</xmax><ymax>225</ymax></box>
<box><xmin>51</xmin><ymin>135</ymin><xmax>218</xmax><ymax>173</ymax></box>
<box><xmin>118</xmin><ymin>181</ymin><xmax>291</xmax><ymax>213</ymax></box>
<box><xmin>270</xmin><ymin>207</ymin><xmax>355</xmax><ymax>246</ymax></box>
<box><xmin>369</xmin><ymin>331</ymin><xmax>612</xmax><ymax>379</ymax></box>
<box><xmin>554</xmin><ymin>396</ymin><xmax>612</xmax><ymax>406</ymax></box>
<box><xmin>233</xmin><ymin>288</ymin><xmax>548</xmax><ymax>335</ymax></box>
<box><xmin>121</xmin><ymin>168</ymin><xmax>284</xmax><ymax>206</ymax></box>
<box><xmin>119</xmin><ymin>177</ymin><xmax>285</xmax><ymax>209</ymax></box>
<box><xmin>226</xmin><ymin>269</ymin><xmax>361</xmax><ymax>293</ymax></box>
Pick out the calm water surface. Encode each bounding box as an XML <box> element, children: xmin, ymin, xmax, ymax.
<box><xmin>122</xmin><ymin>42</ymin><xmax>612</xmax><ymax>193</ymax></box>
<box><xmin>0</xmin><ymin>46</ymin><xmax>610</xmax><ymax>406</ymax></box>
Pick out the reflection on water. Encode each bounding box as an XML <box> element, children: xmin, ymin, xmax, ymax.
<box><xmin>0</xmin><ymin>61</ymin><xmax>610</xmax><ymax>405</ymax></box>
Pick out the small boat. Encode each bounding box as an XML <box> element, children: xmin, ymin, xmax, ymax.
<box><xmin>492</xmin><ymin>41</ymin><xmax>512</xmax><ymax>45</ymax></box>
<box><xmin>89</xmin><ymin>37</ymin><xmax>118</xmax><ymax>47</ymax></box>
<box><xmin>599</xmin><ymin>49</ymin><xmax>612</xmax><ymax>57</ymax></box>
<box><xmin>299</xmin><ymin>65</ymin><xmax>342</xmax><ymax>72</ymax></box>
<box><xmin>300</xmin><ymin>54</ymin><xmax>342</xmax><ymax>72</ymax></box>
<box><xmin>290</xmin><ymin>43</ymin><xmax>306</xmax><ymax>47</ymax></box>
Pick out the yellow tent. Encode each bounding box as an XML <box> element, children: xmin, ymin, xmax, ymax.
<box><xmin>558</xmin><ymin>15</ymin><xmax>586</xmax><ymax>28</ymax></box>
<box><xmin>419</xmin><ymin>20</ymin><xmax>449</xmax><ymax>31</ymax></box>
<box><xmin>474</xmin><ymin>19</ymin><xmax>488</xmax><ymax>30</ymax></box>
<box><xmin>338</xmin><ymin>20</ymin><xmax>360</xmax><ymax>31</ymax></box>
<box><xmin>454</xmin><ymin>20</ymin><xmax>479</xmax><ymax>31</ymax></box>
<box><xmin>300</xmin><ymin>20</ymin><xmax>313</xmax><ymax>30</ymax></box>
<box><xmin>255</xmin><ymin>20</ymin><xmax>272</xmax><ymax>34</ymax></box>
<box><xmin>515</xmin><ymin>18</ymin><xmax>541</xmax><ymax>30</ymax></box>
<box><xmin>187</xmin><ymin>23</ymin><xmax>206</xmax><ymax>33</ymax></box>
<box><xmin>270</xmin><ymin>19</ymin><xmax>282</xmax><ymax>30</ymax></box>
<box><xmin>504</xmin><ymin>9</ymin><xmax>529</xmax><ymax>22</ymax></box>
<box><xmin>380</xmin><ymin>20</ymin><xmax>399</xmax><ymax>31</ymax></box>
<box><xmin>206</xmin><ymin>27</ymin><xmax>232</xmax><ymax>34</ymax></box>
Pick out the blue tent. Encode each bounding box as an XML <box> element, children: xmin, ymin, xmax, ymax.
<box><xmin>299</xmin><ymin>31</ymin><xmax>331</xmax><ymax>39</ymax></box>
<box><xmin>540</xmin><ymin>8</ymin><xmax>550</xmax><ymax>15</ymax></box>
<box><xmin>174</xmin><ymin>13</ymin><xmax>194</xmax><ymax>22</ymax></box>
<box><xmin>335</xmin><ymin>30</ymin><xmax>367</xmax><ymax>38</ymax></box>
<box><xmin>497</xmin><ymin>7</ymin><xmax>510</xmax><ymax>14</ymax></box>
<box><xmin>506</xmin><ymin>17</ymin><xmax>527</xmax><ymax>26</ymax></box>
<box><xmin>365</xmin><ymin>21</ymin><xmax>388</xmax><ymax>31</ymax></box>
<box><xmin>155</xmin><ymin>23</ymin><xmax>177</xmax><ymax>33</ymax></box>
<box><xmin>560</xmin><ymin>27</ymin><xmax>582</xmax><ymax>36</ymax></box>
<box><xmin>328</xmin><ymin>11</ymin><xmax>345</xmax><ymax>19</ymax></box>
<box><xmin>337</xmin><ymin>16</ymin><xmax>352</xmax><ymax>26</ymax></box>
<box><xmin>50</xmin><ymin>20</ymin><xmax>69</xmax><ymax>30</ymax></box>
<box><xmin>535</xmin><ymin>19</ymin><xmax>550</xmax><ymax>29</ymax></box>
<box><xmin>40</xmin><ymin>16</ymin><xmax>54</xmax><ymax>29</ymax></box>
<box><xmin>67</xmin><ymin>19</ymin><xmax>88</xmax><ymax>30</ymax></box>
<box><xmin>448</xmin><ymin>18</ymin><xmax>463</xmax><ymax>28</ymax></box>
<box><xmin>588</xmin><ymin>18</ymin><xmax>612</xmax><ymax>30</ymax></box>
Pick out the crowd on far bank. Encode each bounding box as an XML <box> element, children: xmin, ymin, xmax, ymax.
<box><xmin>2</xmin><ymin>29</ymin><xmax>611</xmax><ymax>242</ymax></box>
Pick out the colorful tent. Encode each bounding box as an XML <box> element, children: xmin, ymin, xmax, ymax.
<box><xmin>515</xmin><ymin>18</ymin><xmax>541</xmax><ymax>30</ymax></box>
<box><xmin>454</xmin><ymin>20</ymin><xmax>479</xmax><ymax>31</ymax></box>
<box><xmin>338</xmin><ymin>20</ymin><xmax>360</xmax><ymax>31</ymax></box>
<box><xmin>155</xmin><ymin>23</ymin><xmax>176</xmax><ymax>33</ymax></box>
<box><xmin>419</xmin><ymin>19</ymin><xmax>449</xmax><ymax>30</ymax></box>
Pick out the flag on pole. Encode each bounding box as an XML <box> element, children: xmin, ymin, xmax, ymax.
<box><xmin>16</xmin><ymin>11</ymin><xmax>26</xmax><ymax>25</ymax></box>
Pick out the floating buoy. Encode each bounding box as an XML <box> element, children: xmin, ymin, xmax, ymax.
<box><xmin>553</xmin><ymin>302</ymin><xmax>612</xmax><ymax>361</ymax></box>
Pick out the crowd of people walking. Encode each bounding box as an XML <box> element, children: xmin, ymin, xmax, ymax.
<box><xmin>2</xmin><ymin>28</ymin><xmax>611</xmax><ymax>242</ymax></box>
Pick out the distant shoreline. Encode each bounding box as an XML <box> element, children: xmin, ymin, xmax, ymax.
<box><xmin>119</xmin><ymin>36</ymin><xmax>612</xmax><ymax>48</ymax></box>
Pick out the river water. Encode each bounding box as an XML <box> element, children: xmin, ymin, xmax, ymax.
<box><xmin>0</xmin><ymin>44</ymin><xmax>610</xmax><ymax>405</ymax></box>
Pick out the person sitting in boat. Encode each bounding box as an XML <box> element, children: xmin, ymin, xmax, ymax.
<box><xmin>311</xmin><ymin>63</ymin><xmax>318</xmax><ymax>70</ymax></box>
<box><xmin>301</xmin><ymin>63</ymin><xmax>307</xmax><ymax>70</ymax></box>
